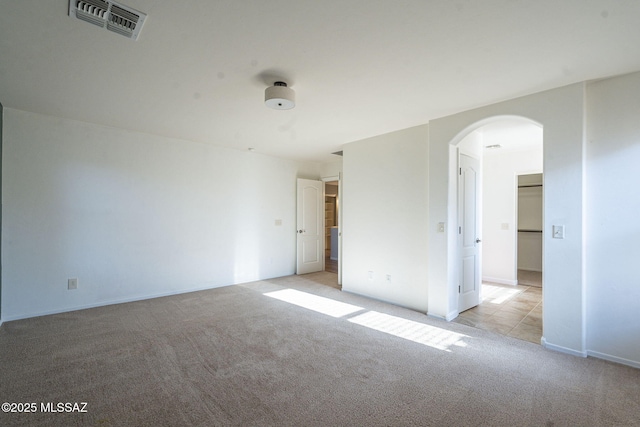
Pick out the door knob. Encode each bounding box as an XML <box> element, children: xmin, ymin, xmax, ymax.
<box><xmin>476</xmin><ymin>238</ymin><xmax>482</xmax><ymax>243</ymax></box>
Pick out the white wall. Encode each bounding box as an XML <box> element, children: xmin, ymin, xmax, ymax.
<box><xmin>320</xmin><ymin>158</ymin><xmax>343</xmax><ymax>179</ymax></box>
<box><xmin>1</xmin><ymin>109</ymin><xmax>317</xmax><ymax>320</ymax></box>
<box><xmin>457</xmin><ymin>131</ymin><xmax>483</xmax><ymax>159</ymax></box>
<box><xmin>342</xmin><ymin>125</ymin><xmax>429</xmax><ymax>312</ymax></box>
<box><xmin>585</xmin><ymin>72</ymin><xmax>640</xmax><ymax>368</ymax></box>
<box><xmin>483</xmin><ymin>150</ymin><xmax>542</xmax><ymax>284</ymax></box>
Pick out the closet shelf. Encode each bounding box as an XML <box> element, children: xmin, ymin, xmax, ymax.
<box><xmin>518</xmin><ymin>184</ymin><xmax>543</xmax><ymax>188</ymax></box>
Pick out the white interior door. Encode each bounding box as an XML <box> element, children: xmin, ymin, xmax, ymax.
<box><xmin>458</xmin><ymin>154</ymin><xmax>481</xmax><ymax>312</ymax></box>
<box><xmin>296</xmin><ymin>178</ymin><xmax>324</xmax><ymax>274</ymax></box>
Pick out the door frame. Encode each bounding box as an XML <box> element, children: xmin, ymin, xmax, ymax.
<box><xmin>322</xmin><ymin>175</ymin><xmax>342</xmax><ymax>285</ymax></box>
<box><xmin>296</xmin><ymin>178</ymin><xmax>325</xmax><ymax>275</ymax></box>
<box><xmin>515</xmin><ymin>171</ymin><xmax>544</xmax><ymax>282</ymax></box>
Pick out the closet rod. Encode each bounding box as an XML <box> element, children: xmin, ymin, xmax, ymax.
<box><xmin>518</xmin><ymin>184</ymin><xmax>543</xmax><ymax>188</ymax></box>
<box><xmin>518</xmin><ymin>229</ymin><xmax>543</xmax><ymax>233</ymax></box>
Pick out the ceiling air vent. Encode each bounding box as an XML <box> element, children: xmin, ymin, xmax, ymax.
<box><xmin>69</xmin><ymin>0</ymin><xmax>147</xmax><ymax>40</ymax></box>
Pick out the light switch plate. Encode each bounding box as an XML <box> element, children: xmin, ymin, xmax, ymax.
<box><xmin>552</xmin><ymin>225</ymin><xmax>565</xmax><ymax>239</ymax></box>
<box><xmin>437</xmin><ymin>222</ymin><xmax>445</xmax><ymax>233</ymax></box>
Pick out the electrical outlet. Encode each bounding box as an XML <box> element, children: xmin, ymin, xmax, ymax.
<box><xmin>368</xmin><ymin>271</ymin><xmax>374</xmax><ymax>280</ymax></box>
<box><xmin>437</xmin><ymin>222</ymin><xmax>445</xmax><ymax>233</ymax></box>
<box><xmin>68</xmin><ymin>278</ymin><xmax>78</xmax><ymax>290</ymax></box>
<box><xmin>386</xmin><ymin>274</ymin><xmax>391</xmax><ymax>282</ymax></box>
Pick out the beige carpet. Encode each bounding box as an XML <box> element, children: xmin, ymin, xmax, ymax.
<box><xmin>1</xmin><ymin>272</ymin><xmax>638</xmax><ymax>426</ymax></box>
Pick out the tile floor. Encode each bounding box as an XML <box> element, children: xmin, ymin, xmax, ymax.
<box><xmin>453</xmin><ymin>282</ymin><xmax>543</xmax><ymax>344</ymax></box>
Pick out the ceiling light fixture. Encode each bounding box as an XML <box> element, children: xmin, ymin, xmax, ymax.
<box><xmin>485</xmin><ymin>144</ymin><xmax>502</xmax><ymax>149</ymax></box>
<box><xmin>265</xmin><ymin>81</ymin><xmax>295</xmax><ymax>110</ymax></box>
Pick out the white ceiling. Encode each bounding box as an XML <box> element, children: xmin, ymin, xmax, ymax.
<box><xmin>1</xmin><ymin>1</ymin><xmax>639</xmax><ymax>162</ymax></box>
<box><xmin>480</xmin><ymin>120</ymin><xmax>543</xmax><ymax>153</ymax></box>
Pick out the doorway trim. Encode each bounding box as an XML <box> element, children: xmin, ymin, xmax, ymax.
<box><xmin>321</xmin><ymin>175</ymin><xmax>342</xmax><ymax>285</ymax></box>
<box><xmin>296</xmin><ymin>178</ymin><xmax>325</xmax><ymax>275</ymax></box>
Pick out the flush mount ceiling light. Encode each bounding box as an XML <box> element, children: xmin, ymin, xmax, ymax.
<box><xmin>485</xmin><ymin>144</ymin><xmax>502</xmax><ymax>149</ymax></box>
<box><xmin>265</xmin><ymin>82</ymin><xmax>295</xmax><ymax>110</ymax></box>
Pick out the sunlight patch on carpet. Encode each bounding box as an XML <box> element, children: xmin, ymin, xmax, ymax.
<box><xmin>264</xmin><ymin>289</ymin><xmax>364</xmax><ymax>318</ymax></box>
<box><xmin>348</xmin><ymin>311</ymin><xmax>468</xmax><ymax>351</ymax></box>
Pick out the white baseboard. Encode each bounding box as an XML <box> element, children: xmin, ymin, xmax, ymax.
<box><xmin>427</xmin><ymin>309</ymin><xmax>459</xmax><ymax>322</ymax></box>
<box><xmin>427</xmin><ymin>313</ymin><xmax>444</xmax><ymax>321</ymax></box>
<box><xmin>445</xmin><ymin>310</ymin><xmax>459</xmax><ymax>321</ymax></box>
<box><xmin>427</xmin><ymin>312</ymin><xmax>447</xmax><ymax>321</ymax></box>
<box><xmin>1</xmin><ymin>282</ymin><xmax>232</xmax><ymax>322</ymax></box>
<box><xmin>541</xmin><ymin>337</ymin><xmax>587</xmax><ymax>358</ymax></box>
<box><xmin>542</xmin><ymin>338</ymin><xmax>640</xmax><ymax>369</ymax></box>
<box><xmin>587</xmin><ymin>350</ymin><xmax>640</xmax><ymax>370</ymax></box>
<box><xmin>482</xmin><ymin>276</ymin><xmax>518</xmax><ymax>286</ymax></box>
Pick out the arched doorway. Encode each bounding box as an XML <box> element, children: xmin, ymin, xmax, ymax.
<box><xmin>451</xmin><ymin>117</ymin><xmax>544</xmax><ymax>343</ymax></box>
<box><xmin>427</xmin><ymin>85</ymin><xmax>587</xmax><ymax>358</ymax></box>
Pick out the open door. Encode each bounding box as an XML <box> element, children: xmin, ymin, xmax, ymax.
<box><xmin>296</xmin><ymin>178</ymin><xmax>324</xmax><ymax>274</ymax></box>
<box><xmin>458</xmin><ymin>154</ymin><xmax>481</xmax><ymax>312</ymax></box>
